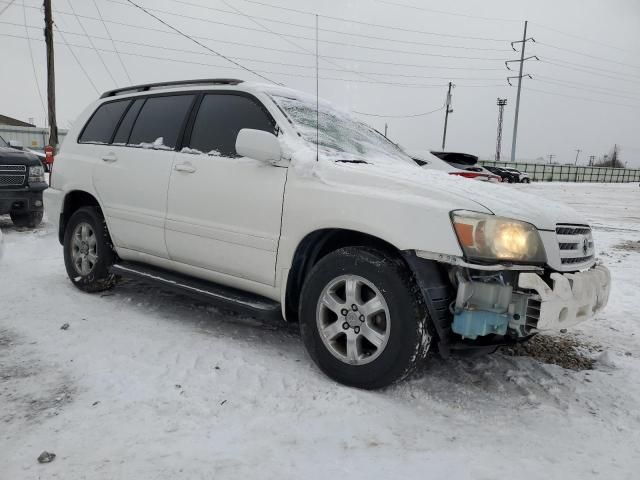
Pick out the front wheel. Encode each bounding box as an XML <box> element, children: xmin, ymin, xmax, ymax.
<box><xmin>522</xmin><ymin>178</ymin><xmax>531</xmax><ymax>184</ymax></box>
<box><xmin>10</xmin><ymin>211</ymin><xmax>43</xmax><ymax>228</ymax></box>
<box><xmin>299</xmin><ymin>247</ymin><xmax>432</xmax><ymax>389</ymax></box>
<box><xmin>63</xmin><ymin>207</ymin><xmax>116</xmax><ymax>292</ymax></box>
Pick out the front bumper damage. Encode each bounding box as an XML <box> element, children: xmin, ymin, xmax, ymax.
<box><xmin>518</xmin><ymin>264</ymin><xmax>610</xmax><ymax>330</ymax></box>
<box><xmin>404</xmin><ymin>251</ymin><xmax>611</xmax><ymax>355</ymax></box>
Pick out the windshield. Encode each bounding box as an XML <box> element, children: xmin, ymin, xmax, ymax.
<box><xmin>271</xmin><ymin>94</ymin><xmax>414</xmax><ymax>166</ymax></box>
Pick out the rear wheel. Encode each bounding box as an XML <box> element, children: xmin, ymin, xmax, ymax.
<box><xmin>10</xmin><ymin>211</ymin><xmax>43</xmax><ymax>228</ymax></box>
<box><xmin>63</xmin><ymin>207</ymin><xmax>116</xmax><ymax>292</ymax></box>
<box><xmin>299</xmin><ymin>247</ymin><xmax>432</xmax><ymax>389</ymax></box>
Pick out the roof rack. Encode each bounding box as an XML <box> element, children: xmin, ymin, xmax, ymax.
<box><xmin>99</xmin><ymin>79</ymin><xmax>244</xmax><ymax>99</ymax></box>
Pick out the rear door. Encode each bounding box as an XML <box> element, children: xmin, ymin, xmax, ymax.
<box><xmin>91</xmin><ymin>94</ymin><xmax>196</xmax><ymax>258</ymax></box>
<box><xmin>165</xmin><ymin>92</ymin><xmax>287</xmax><ymax>285</ymax></box>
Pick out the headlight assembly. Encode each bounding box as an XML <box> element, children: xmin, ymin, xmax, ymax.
<box><xmin>451</xmin><ymin>211</ymin><xmax>547</xmax><ymax>263</ymax></box>
<box><xmin>29</xmin><ymin>165</ymin><xmax>45</xmax><ymax>184</ymax></box>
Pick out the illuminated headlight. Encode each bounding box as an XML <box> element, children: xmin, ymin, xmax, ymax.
<box><xmin>451</xmin><ymin>211</ymin><xmax>547</xmax><ymax>263</ymax></box>
<box><xmin>29</xmin><ymin>165</ymin><xmax>45</xmax><ymax>184</ymax></box>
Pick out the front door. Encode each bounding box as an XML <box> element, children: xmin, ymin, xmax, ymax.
<box><xmin>165</xmin><ymin>93</ymin><xmax>287</xmax><ymax>286</ymax></box>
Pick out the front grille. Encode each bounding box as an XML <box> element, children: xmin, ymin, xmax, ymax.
<box><xmin>556</xmin><ymin>224</ymin><xmax>595</xmax><ymax>267</ymax></box>
<box><xmin>0</xmin><ymin>165</ymin><xmax>26</xmax><ymax>187</ymax></box>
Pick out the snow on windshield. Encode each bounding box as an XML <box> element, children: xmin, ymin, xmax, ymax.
<box><xmin>271</xmin><ymin>94</ymin><xmax>414</xmax><ymax>166</ymax></box>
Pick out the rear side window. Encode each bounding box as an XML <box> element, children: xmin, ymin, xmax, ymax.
<box><xmin>79</xmin><ymin>100</ymin><xmax>130</xmax><ymax>144</ymax></box>
<box><xmin>188</xmin><ymin>94</ymin><xmax>275</xmax><ymax>156</ymax></box>
<box><xmin>128</xmin><ymin>95</ymin><xmax>195</xmax><ymax>149</ymax></box>
<box><xmin>113</xmin><ymin>98</ymin><xmax>145</xmax><ymax>144</ymax></box>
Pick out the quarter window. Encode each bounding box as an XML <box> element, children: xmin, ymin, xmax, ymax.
<box><xmin>79</xmin><ymin>100</ymin><xmax>130</xmax><ymax>144</ymax></box>
<box><xmin>128</xmin><ymin>95</ymin><xmax>195</xmax><ymax>149</ymax></box>
<box><xmin>188</xmin><ymin>94</ymin><xmax>275</xmax><ymax>157</ymax></box>
<box><xmin>113</xmin><ymin>98</ymin><xmax>145</xmax><ymax>144</ymax></box>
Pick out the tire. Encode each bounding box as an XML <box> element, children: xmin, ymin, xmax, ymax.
<box><xmin>523</xmin><ymin>178</ymin><xmax>531</xmax><ymax>184</ymax></box>
<box><xmin>63</xmin><ymin>206</ymin><xmax>116</xmax><ymax>293</ymax></box>
<box><xmin>508</xmin><ymin>177</ymin><xmax>515</xmax><ymax>183</ymax></box>
<box><xmin>10</xmin><ymin>211</ymin><xmax>43</xmax><ymax>228</ymax></box>
<box><xmin>299</xmin><ymin>247</ymin><xmax>432</xmax><ymax>389</ymax></box>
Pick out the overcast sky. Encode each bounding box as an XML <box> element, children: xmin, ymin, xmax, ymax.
<box><xmin>1</xmin><ymin>0</ymin><xmax>639</xmax><ymax>165</ymax></box>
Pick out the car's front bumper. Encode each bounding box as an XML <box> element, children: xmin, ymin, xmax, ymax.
<box><xmin>0</xmin><ymin>186</ymin><xmax>45</xmax><ymax>215</ymax></box>
<box><xmin>519</xmin><ymin>263</ymin><xmax>611</xmax><ymax>330</ymax></box>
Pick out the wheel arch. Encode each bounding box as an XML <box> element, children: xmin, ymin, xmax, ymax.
<box><xmin>283</xmin><ymin>228</ymin><xmax>404</xmax><ymax>322</ymax></box>
<box><xmin>58</xmin><ymin>190</ymin><xmax>102</xmax><ymax>244</ymax></box>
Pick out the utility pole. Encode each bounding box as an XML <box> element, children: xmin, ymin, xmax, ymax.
<box><xmin>574</xmin><ymin>148</ymin><xmax>582</xmax><ymax>165</ymax></box>
<box><xmin>43</xmin><ymin>0</ymin><xmax>58</xmax><ymax>149</ymax></box>
<box><xmin>441</xmin><ymin>81</ymin><xmax>454</xmax><ymax>150</ymax></box>
<box><xmin>506</xmin><ymin>21</ymin><xmax>538</xmax><ymax>162</ymax></box>
<box><xmin>495</xmin><ymin>98</ymin><xmax>507</xmax><ymax>161</ymax></box>
<box><xmin>548</xmin><ymin>154</ymin><xmax>555</xmax><ymax>164</ymax></box>
<box><xmin>588</xmin><ymin>155</ymin><xmax>595</xmax><ymax>166</ymax></box>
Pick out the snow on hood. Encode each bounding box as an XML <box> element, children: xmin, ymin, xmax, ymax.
<box><xmin>290</xmin><ymin>147</ymin><xmax>585</xmax><ymax>231</ymax></box>
<box><xmin>259</xmin><ymin>83</ymin><xmax>586</xmax><ymax>231</ymax></box>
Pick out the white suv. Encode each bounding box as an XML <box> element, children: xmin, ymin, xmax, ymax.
<box><xmin>45</xmin><ymin>79</ymin><xmax>610</xmax><ymax>389</ymax></box>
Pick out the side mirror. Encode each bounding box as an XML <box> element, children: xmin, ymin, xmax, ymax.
<box><xmin>8</xmin><ymin>140</ymin><xmax>24</xmax><ymax>149</ymax></box>
<box><xmin>236</xmin><ymin>129</ymin><xmax>281</xmax><ymax>164</ymax></box>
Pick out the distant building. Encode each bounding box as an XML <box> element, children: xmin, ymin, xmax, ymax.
<box><xmin>0</xmin><ymin>114</ymin><xmax>36</xmax><ymax>128</ymax></box>
<box><xmin>0</xmin><ymin>115</ymin><xmax>67</xmax><ymax>150</ymax></box>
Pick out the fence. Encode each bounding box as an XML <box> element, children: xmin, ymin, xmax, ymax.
<box><xmin>480</xmin><ymin>160</ymin><xmax>640</xmax><ymax>183</ymax></box>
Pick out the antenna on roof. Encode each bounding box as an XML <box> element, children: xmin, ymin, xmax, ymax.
<box><xmin>315</xmin><ymin>14</ymin><xmax>319</xmax><ymax>163</ymax></box>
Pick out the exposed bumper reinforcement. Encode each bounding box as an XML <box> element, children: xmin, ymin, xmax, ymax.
<box><xmin>518</xmin><ymin>264</ymin><xmax>611</xmax><ymax>330</ymax></box>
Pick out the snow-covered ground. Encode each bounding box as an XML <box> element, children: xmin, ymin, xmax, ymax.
<box><xmin>1</xmin><ymin>182</ymin><xmax>639</xmax><ymax>479</ymax></box>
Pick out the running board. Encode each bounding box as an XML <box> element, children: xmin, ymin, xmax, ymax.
<box><xmin>111</xmin><ymin>261</ymin><xmax>283</xmax><ymax>321</ymax></box>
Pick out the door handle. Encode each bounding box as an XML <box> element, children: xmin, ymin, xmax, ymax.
<box><xmin>174</xmin><ymin>163</ymin><xmax>196</xmax><ymax>173</ymax></box>
<box><xmin>101</xmin><ymin>153</ymin><xmax>117</xmax><ymax>163</ymax></box>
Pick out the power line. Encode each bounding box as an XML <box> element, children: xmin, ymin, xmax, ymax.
<box><xmin>0</xmin><ymin>20</ymin><xmax>510</xmax><ymax>77</ymax></box>
<box><xmin>0</xmin><ymin>0</ymin><xmax>15</xmax><ymax>17</ymax></box>
<box><xmin>369</xmin><ymin>0</ymin><xmax>521</xmax><ymax>23</ymax></box>
<box><xmin>66</xmin><ymin>0</ymin><xmax>117</xmax><ymax>86</ymax></box>
<box><xmin>526</xmin><ymin>86</ymin><xmax>640</xmax><ymax>110</ymax></box>
<box><xmin>2</xmin><ymin>20</ymin><xmax>507</xmax><ymax>81</ymax></box>
<box><xmin>21</xmin><ymin>0</ymin><xmax>46</xmax><ymax>120</ymax></box>
<box><xmin>353</xmin><ymin>104</ymin><xmax>445</xmax><ymax>118</ymax></box>
<box><xmin>538</xmin><ymin>75</ymin><xmax>640</xmax><ymax>97</ymax></box>
<box><xmin>104</xmin><ymin>0</ymin><xmax>507</xmax><ymax>62</ymax></box>
<box><xmin>536</xmin><ymin>78</ymin><xmax>640</xmax><ymax>102</ymax></box>
<box><xmin>532</xmin><ymin>22</ymin><xmax>639</xmax><ymax>56</ymax></box>
<box><xmin>2</xmin><ymin>6</ymin><xmax>509</xmax><ymax>70</ymax></box>
<box><xmin>168</xmin><ymin>0</ymin><xmax>511</xmax><ymax>52</ymax></box>
<box><xmin>542</xmin><ymin>56</ymin><xmax>640</xmax><ymax>80</ymax></box>
<box><xmin>124</xmin><ymin>0</ymin><xmax>281</xmax><ymax>85</ymax></box>
<box><xmin>53</xmin><ymin>23</ymin><xmax>100</xmax><ymax>94</ymax></box>
<box><xmin>190</xmin><ymin>0</ymin><xmax>511</xmax><ymax>42</ymax></box>
<box><xmin>536</xmin><ymin>41</ymin><xmax>640</xmax><ymax>71</ymax></box>
<box><xmin>219</xmin><ymin>0</ymin><xmax>380</xmax><ymax>85</ymax></box>
<box><xmin>542</xmin><ymin>59</ymin><xmax>640</xmax><ymax>84</ymax></box>
<box><xmin>0</xmin><ymin>31</ymin><xmax>506</xmax><ymax>89</ymax></box>
<box><xmin>91</xmin><ymin>0</ymin><xmax>132</xmax><ymax>83</ymax></box>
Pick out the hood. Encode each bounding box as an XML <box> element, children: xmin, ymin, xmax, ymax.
<box><xmin>0</xmin><ymin>147</ymin><xmax>42</xmax><ymax>167</ymax></box>
<box><xmin>304</xmin><ymin>157</ymin><xmax>586</xmax><ymax>231</ymax></box>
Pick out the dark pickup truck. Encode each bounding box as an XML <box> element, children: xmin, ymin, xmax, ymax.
<box><xmin>0</xmin><ymin>136</ymin><xmax>47</xmax><ymax>228</ymax></box>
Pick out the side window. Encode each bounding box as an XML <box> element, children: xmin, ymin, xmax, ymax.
<box><xmin>128</xmin><ymin>95</ymin><xmax>195</xmax><ymax>149</ymax></box>
<box><xmin>188</xmin><ymin>94</ymin><xmax>275</xmax><ymax>157</ymax></box>
<box><xmin>79</xmin><ymin>100</ymin><xmax>131</xmax><ymax>144</ymax></box>
<box><xmin>113</xmin><ymin>98</ymin><xmax>145</xmax><ymax>144</ymax></box>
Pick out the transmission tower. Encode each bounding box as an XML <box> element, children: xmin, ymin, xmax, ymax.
<box><xmin>506</xmin><ymin>20</ymin><xmax>539</xmax><ymax>162</ymax></box>
<box><xmin>495</xmin><ymin>98</ymin><xmax>507</xmax><ymax>161</ymax></box>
